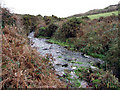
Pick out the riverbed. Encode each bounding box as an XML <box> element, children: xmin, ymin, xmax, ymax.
<box><xmin>28</xmin><ymin>32</ymin><xmax>104</xmax><ymax>88</ymax></box>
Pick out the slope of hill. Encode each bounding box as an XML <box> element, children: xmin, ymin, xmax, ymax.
<box><xmin>86</xmin><ymin>11</ymin><xmax>118</xmax><ymax>19</ymax></box>
<box><xmin>68</xmin><ymin>4</ymin><xmax>119</xmax><ymax>18</ymax></box>
<box><xmin>1</xmin><ymin>7</ymin><xmax>65</xmax><ymax>89</ymax></box>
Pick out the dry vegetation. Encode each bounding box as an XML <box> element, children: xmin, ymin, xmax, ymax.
<box><xmin>1</xmin><ymin>5</ymin><xmax>120</xmax><ymax>88</ymax></box>
<box><xmin>1</xmin><ymin>25</ymin><xmax>65</xmax><ymax>89</ymax></box>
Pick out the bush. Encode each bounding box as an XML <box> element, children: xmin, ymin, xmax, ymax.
<box><xmin>60</xmin><ymin>18</ymin><xmax>84</xmax><ymax>39</ymax></box>
<box><xmin>2</xmin><ymin>25</ymin><xmax>65</xmax><ymax>88</ymax></box>
<box><xmin>74</xmin><ymin>66</ymin><xmax>120</xmax><ymax>88</ymax></box>
<box><xmin>38</xmin><ymin>27</ymin><xmax>46</xmax><ymax>36</ymax></box>
<box><xmin>43</xmin><ymin>16</ymin><xmax>52</xmax><ymax>25</ymax></box>
<box><xmin>104</xmin><ymin>38</ymin><xmax>120</xmax><ymax>79</ymax></box>
<box><xmin>23</xmin><ymin>14</ymin><xmax>37</xmax><ymax>34</ymax></box>
<box><xmin>81</xmin><ymin>16</ymin><xmax>90</xmax><ymax>20</ymax></box>
<box><xmin>45</xmin><ymin>23</ymin><xmax>59</xmax><ymax>37</ymax></box>
<box><xmin>2</xmin><ymin>8</ymin><xmax>16</xmax><ymax>27</ymax></box>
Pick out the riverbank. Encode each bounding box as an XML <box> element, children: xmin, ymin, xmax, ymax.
<box><xmin>28</xmin><ymin>32</ymin><xmax>120</xmax><ymax>88</ymax></box>
<box><xmin>1</xmin><ymin>26</ymin><xmax>66</xmax><ymax>89</ymax></box>
<box><xmin>34</xmin><ymin>15</ymin><xmax>120</xmax><ymax>82</ymax></box>
<box><xmin>46</xmin><ymin>39</ymin><xmax>105</xmax><ymax>59</ymax></box>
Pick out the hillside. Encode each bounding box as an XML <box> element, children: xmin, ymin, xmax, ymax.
<box><xmin>1</xmin><ymin>7</ymin><xmax>65</xmax><ymax>89</ymax></box>
<box><xmin>68</xmin><ymin>4</ymin><xmax>119</xmax><ymax>18</ymax></box>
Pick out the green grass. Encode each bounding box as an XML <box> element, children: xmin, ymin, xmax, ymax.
<box><xmin>46</xmin><ymin>39</ymin><xmax>74</xmax><ymax>48</ymax></box>
<box><xmin>58</xmin><ymin>56</ymin><xmax>62</xmax><ymax>58</ymax></box>
<box><xmin>80</xmin><ymin>48</ymin><xmax>105</xmax><ymax>59</ymax></box>
<box><xmin>47</xmin><ymin>38</ymin><xmax>105</xmax><ymax>59</ymax></box>
<box><xmin>87</xmin><ymin>11</ymin><xmax>118</xmax><ymax>19</ymax></box>
<box><xmin>38</xmin><ymin>36</ymin><xmax>50</xmax><ymax>39</ymax></box>
<box><xmin>71</xmin><ymin>61</ymin><xmax>84</xmax><ymax>64</ymax></box>
<box><xmin>87</xmin><ymin>52</ymin><xmax>105</xmax><ymax>59</ymax></box>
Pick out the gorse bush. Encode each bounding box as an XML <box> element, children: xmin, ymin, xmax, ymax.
<box><xmin>43</xmin><ymin>15</ymin><xmax>60</xmax><ymax>25</ymax></box>
<box><xmin>23</xmin><ymin>14</ymin><xmax>37</xmax><ymax>34</ymax></box>
<box><xmin>35</xmin><ymin>23</ymin><xmax>58</xmax><ymax>37</ymax></box>
<box><xmin>38</xmin><ymin>27</ymin><xmax>46</xmax><ymax>36</ymax></box>
<box><xmin>104</xmin><ymin>37</ymin><xmax>120</xmax><ymax>79</ymax></box>
<box><xmin>52</xmin><ymin>15</ymin><xmax>61</xmax><ymax>21</ymax></box>
<box><xmin>2</xmin><ymin>8</ymin><xmax>16</xmax><ymax>28</ymax></box>
<box><xmin>45</xmin><ymin>23</ymin><xmax>59</xmax><ymax>37</ymax></box>
<box><xmin>81</xmin><ymin>16</ymin><xmax>90</xmax><ymax>20</ymax></box>
<box><xmin>43</xmin><ymin>16</ymin><xmax>52</xmax><ymax>25</ymax></box>
<box><xmin>60</xmin><ymin>18</ymin><xmax>84</xmax><ymax>39</ymax></box>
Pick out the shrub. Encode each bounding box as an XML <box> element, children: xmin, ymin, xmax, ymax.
<box><xmin>45</xmin><ymin>23</ymin><xmax>59</xmax><ymax>37</ymax></box>
<box><xmin>23</xmin><ymin>14</ymin><xmax>37</xmax><ymax>35</ymax></box>
<box><xmin>104</xmin><ymin>38</ymin><xmax>120</xmax><ymax>79</ymax></box>
<box><xmin>81</xmin><ymin>16</ymin><xmax>90</xmax><ymax>20</ymax></box>
<box><xmin>43</xmin><ymin>16</ymin><xmax>52</xmax><ymax>25</ymax></box>
<box><xmin>52</xmin><ymin>15</ymin><xmax>61</xmax><ymax>21</ymax></box>
<box><xmin>2</xmin><ymin>8</ymin><xmax>16</xmax><ymax>27</ymax></box>
<box><xmin>38</xmin><ymin>27</ymin><xmax>46</xmax><ymax>36</ymax></box>
<box><xmin>2</xmin><ymin>25</ymin><xmax>66</xmax><ymax>88</ymax></box>
<box><xmin>60</xmin><ymin>18</ymin><xmax>84</xmax><ymax>39</ymax></box>
<box><xmin>74</xmin><ymin>66</ymin><xmax>120</xmax><ymax>88</ymax></box>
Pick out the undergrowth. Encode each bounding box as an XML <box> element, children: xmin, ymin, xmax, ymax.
<box><xmin>1</xmin><ymin>25</ymin><xmax>65</xmax><ymax>89</ymax></box>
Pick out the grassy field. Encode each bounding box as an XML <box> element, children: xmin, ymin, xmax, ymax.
<box><xmin>87</xmin><ymin>11</ymin><xmax>118</xmax><ymax>19</ymax></box>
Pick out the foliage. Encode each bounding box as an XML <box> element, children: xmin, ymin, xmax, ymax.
<box><xmin>35</xmin><ymin>23</ymin><xmax>58</xmax><ymax>38</ymax></box>
<box><xmin>43</xmin><ymin>15</ymin><xmax>61</xmax><ymax>25</ymax></box>
<box><xmin>2</xmin><ymin>8</ymin><xmax>16</xmax><ymax>28</ymax></box>
<box><xmin>2</xmin><ymin>6</ymin><xmax>119</xmax><ymax>88</ymax></box>
<box><xmin>52</xmin><ymin>15</ymin><xmax>61</xmax><ymax>21</ymax></box>
<box><xmin>45</xmin><ymin>23</ymin><xmax>58</xmax><ymax>37</ymax></box>
<box><xmin>36</xmin><ymin>26</ymin><xmax>46</xmax><ymax>37</ymax></box>
<box><xmin>81</xmin><ymin>16</ymin><xmax>90</xmax><ymax>20</ymax></box>
<box><xmin>104</xmin><ymin>37</ymin><xmax>120</xmax><ymax>79</ymax></box>
<box><xmin>47</xmin><ymin>15</ymin><xmax>120</xmax><ymax>81</ymax></box>
<box><xmin>74</xmin><ymin>66</ymin><xmax>120</xmax><ymax>88</ymax></box>
<box><xmin>46</xmin><ymin>38</ymin><xmax>74</xmax><ymax>50</ymax></box>
<box><xmin>1</xmin><ymin>25</ymin><xmax>65</xmax><ymax>89</ymax></box>
<box><xmin>60</xmin><ymin>17</ymin><xmax>84</xmax><ymax>38</ymax></box>
<box><xmin>23</xmin><ymin>14</ymin><xmax>37</xmax><ymax>34</ymax></box>
<box><xmin>43</xmin><ymin>16</ymin><xmax>52</xmax><ymax>25</ymax></box>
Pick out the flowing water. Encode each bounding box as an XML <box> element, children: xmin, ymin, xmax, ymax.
<box><xmin>28</xmin><ymin>32</ymin><xmax>104</xmax><ymax>88</ymax></box>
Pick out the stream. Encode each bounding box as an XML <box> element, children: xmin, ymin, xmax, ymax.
<box><xmin>28</xmin><ymin>32</ymin><xmax>104</xmax><ymax>88</ymax></box>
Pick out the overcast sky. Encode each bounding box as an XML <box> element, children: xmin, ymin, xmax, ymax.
<box><xmin>1</xmin><ymin>0</ymin><xmax>119</xmax><ymax>17</ymax></box>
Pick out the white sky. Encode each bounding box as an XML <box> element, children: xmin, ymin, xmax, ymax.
<box><xmin>1</xmin><ymin>0</ymin><xmax>119</xmax><ymax>17</ymax></box>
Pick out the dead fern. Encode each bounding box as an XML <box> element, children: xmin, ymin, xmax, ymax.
<box><xmin>1</xmin><ymin>26</ymin><xmax>65</xmax><ymax>89</ymax></box>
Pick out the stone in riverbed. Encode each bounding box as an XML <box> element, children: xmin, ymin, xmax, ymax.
<box><xmin>62</xmin><ymin>64</ymin><xmax>68</xmax><ymax>67</ymax></box>
<box><xmin>56</xmin><ymin>51</ymin><xmax>60</xmax><ymax>53</ymax></box>
<box><xmin>49</xmin><ymin>45</ymin><xmax>53</xmax><ymax>49</ymax></box>
<box><xmin>72</xmin><ymin>57</ymin><xmax>77</xmax><ymax>61</ymax></box>
<box><xmin>64</xmin><ymin>46</ymin><xmax>68</xmax><ymax>48</ymax></box>
<box><xmin>42</xmin><ymin>48</ymin><xmax>48</xmax><ymax>50</ymax></box>
<box><xmin>72</xmin><ymin>67</ymin><xmax>76</xmax><ymax>70</ymax></box>
<box><xmin>55</xmin><ymin>71</ymin><xmax>65</xmax><ymax>77</ymax></box>
<box><xmin>90</xmin><ymin>66</ymin><xmax>99</xmax><ymax>72</ymax></box>
<box><xmin>64</xmin><ymin>57</ymin><xmax>72</xmax><ymax>61</ymax></box>
<box><xmin>56</xmin><ymin>63</ymin><xmax>62</xmax><ymax>66</ymax></box>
